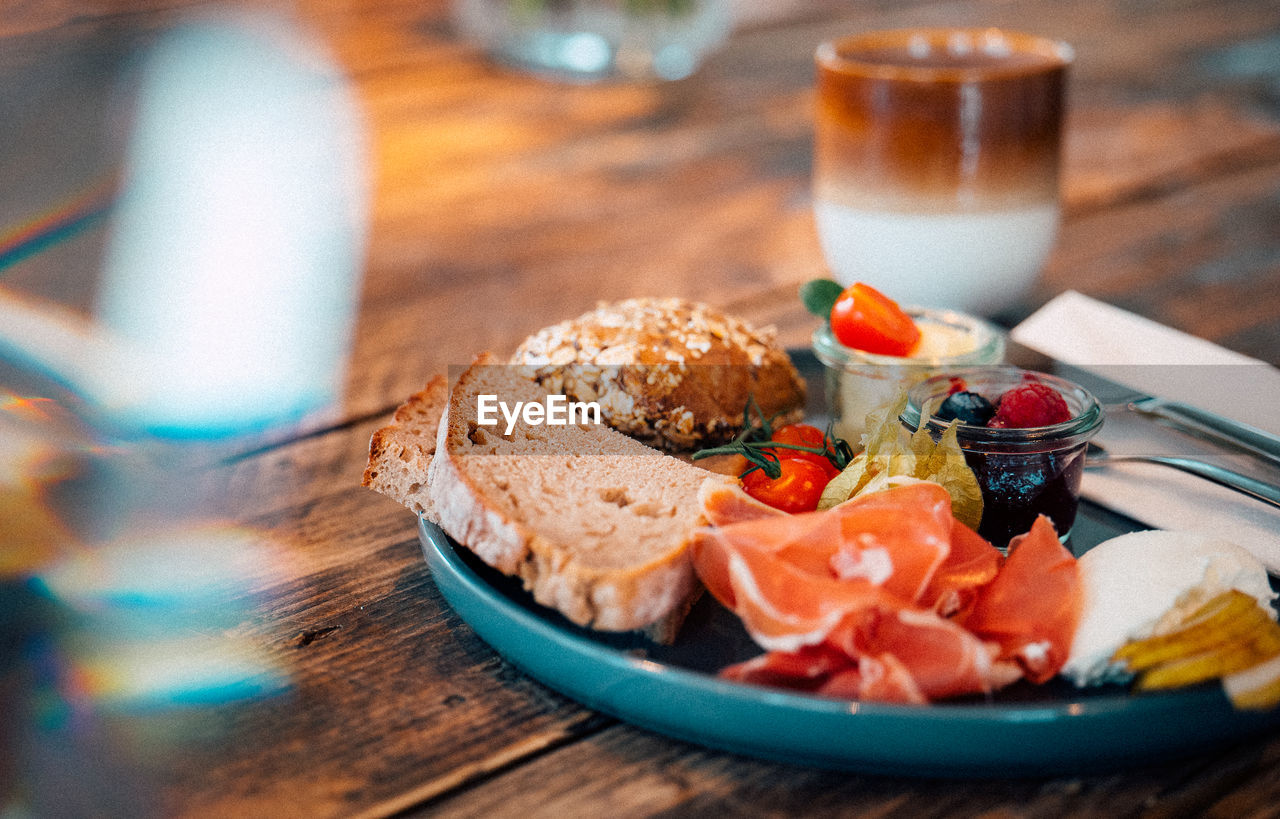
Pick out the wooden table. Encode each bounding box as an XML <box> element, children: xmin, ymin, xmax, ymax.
<box><xmin>3</xmin><ymin>0</ymin><xmax>1280</xmax><ymax>815</ymax></box>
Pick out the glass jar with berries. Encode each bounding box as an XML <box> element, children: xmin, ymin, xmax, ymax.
<box><xmin>900</xmin><ymin>367</ymin><xmax>1104</xmax><ymax>549</ymax></box>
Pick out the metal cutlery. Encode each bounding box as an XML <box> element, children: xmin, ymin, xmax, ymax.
<box><xmin>1116</xmin><ymin>396</ymin><xmax>1280</xmax><ymax>468</ymax></box>
<box><xmin>1085</xmin><ymin>441</ymin><xmax>1280</xmax><ymax>510</ymax></box>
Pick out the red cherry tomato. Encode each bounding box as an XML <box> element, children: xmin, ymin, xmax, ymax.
<box><xmin>766</xmin><ymin>424</ymin><xmax>839</xmax><ymax>478</ymax></box>
<box><xmin>829</xmin><ymin>283</ymin><xmax>921</xmax><ymax>357</ymax></box>
<box><xmin>742</xmin><ymin>458</ymin><xmax>830</xmax><ymax>513</ymax></box>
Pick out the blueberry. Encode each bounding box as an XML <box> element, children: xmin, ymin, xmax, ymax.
<box><xmin>937</xmin><ymin>390</ymin><xmax>996</xmax><ymax>426</ymax></box>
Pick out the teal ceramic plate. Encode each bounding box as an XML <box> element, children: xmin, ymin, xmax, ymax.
<box><xmin>417</xmin><ymin>351</ymin><xmax>1280</xmax><ymax>776</ymax></box>
<box><xmin>419</xmin><ymin>509</ymin><xmax>1280</xmax><ymax>778</ymax></box>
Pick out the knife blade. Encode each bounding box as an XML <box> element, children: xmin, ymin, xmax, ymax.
<box><xmin>1122</xmin><ymin>396</ymin><xmax>1280</xmax><ymax>467</ymax></box>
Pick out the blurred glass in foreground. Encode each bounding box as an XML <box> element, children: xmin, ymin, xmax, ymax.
<box><xmin>0</xmin><ymin>7</ymin><xmax>367</xmax><ymax>439</ymax></box>
<box><xmin>1</xmin><ymin>7</ymin><xmax>368</xmax><ymax>814</ymax></box>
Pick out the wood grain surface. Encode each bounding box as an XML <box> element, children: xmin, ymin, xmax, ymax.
<box><xmin>2</xmin><ymin>0</ymin><xmax>1279</xmax><ymax>816</ymax></box>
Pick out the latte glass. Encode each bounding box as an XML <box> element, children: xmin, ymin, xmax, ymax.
<box><xmin>813</xmin><ymin>28</ymin><xmax>1072</xmax><ymax>315</ymax></box>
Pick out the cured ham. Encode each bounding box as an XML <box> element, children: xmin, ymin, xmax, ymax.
<box><xmin>828</xmin><ymin>606</ymin><xmax>1016</xmax><ymax>701</ymax></box>
<box><xmin>720</xmin><ymin>599</ymin><xmax>1022</xmax><ymax>704</ymax></box>
<box><xmin>825</xmin><ymin>654</ymin><xmax>925</xmax><ymax>704</ymax></box>
<box><xmin>959</xmin><ymin>515</ymin><xmax>1082</xmax><ymax>683</ymax></box>
<box><xmin>699</xmin><ymin>480</ymin><xmax>787</xmax><ymax>527</ymax></box>
<box><xmin>919</xmin><ymin>519</ymin><xmax>1003</xmax><ymax>617</ymax></box>
<box><xmin>691</xmin><ymin>509</ymin><xmax>892</xmax><ymax>652</ymax></box>
<box><xmin>694</xmin><ymin>482</ymin><xmax>1080</xmax><ymax>703</ymax></box>
<box><xmin>721</xmin><ymin>638</ymin><xmax>931</xmax><ymax>704</ymax></box>
<box><xmin>721</xmin><ymin>643</ymin><xmax>852</xmax><ymax>691</ymax></box>
<box><xmin>830</xmin><ymin>484</ymin><xmax>954</xmax><ymax>603</ymax></box>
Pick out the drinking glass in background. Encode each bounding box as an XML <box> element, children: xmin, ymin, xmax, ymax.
<box><xmin>813</xmin><ymin>29</ymin><xmax>1072</xmax><ymax>316</ymax></box>
<box><xmin>452</xmin><ymin>0</ymin><xmax>733</xmax><ymax>81</ymax></box>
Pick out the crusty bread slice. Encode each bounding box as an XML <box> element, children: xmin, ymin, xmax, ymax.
<box><xmin>361</xmin><ymin>375</ymin><xmax>448</xmax><ymax>522</ymax></box>
<box><xmin>426</xmin><ymin>354</ymin><xmax>732</xmax><ymax>642</ymax></box>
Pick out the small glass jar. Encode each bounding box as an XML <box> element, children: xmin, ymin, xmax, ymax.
<box><xmin>900</xmin><ymin>367</ymin><xmax>1105</xmax><ymax>548</ymax></box>
<box><xmin>812</xmin><ymin>307</ymin><xmax>1005</xmax><ymax>444</ymax></box>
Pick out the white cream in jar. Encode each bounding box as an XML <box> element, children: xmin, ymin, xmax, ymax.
<box><xmin>811</xmin><ymin>308</ymin><xmax>1005</xmax><ymax>444</ymax></box>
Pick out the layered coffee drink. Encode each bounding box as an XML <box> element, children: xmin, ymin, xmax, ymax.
<box><xmin>813</xmin><ymin>29</ymin><xmax>1072</xmax><ymax>314</ymax></box>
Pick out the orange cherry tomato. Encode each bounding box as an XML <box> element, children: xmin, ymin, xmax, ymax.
<box><xmin>766</xmin><ymin>424</ymin><xmax>839</xmax><ymax>478</ymax></box>
<box><xmin>742</xmin><ymin>458</ymin><xmax>830</xmax><ymax>514</ymax></box>
<box><xmin>829</xmin><ymin>283</ymin><xmax>921</xmax><ymax>357</ymax></box>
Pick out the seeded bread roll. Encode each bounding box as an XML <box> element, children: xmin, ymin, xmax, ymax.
<box><xmin>510</xmin><ymin>298</ymin><xmax>806</xmax><ymax>451</ymax></box>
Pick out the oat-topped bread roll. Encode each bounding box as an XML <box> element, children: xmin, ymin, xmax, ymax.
<box><xmin>511</xmin><ymin>298</ymin><xmax>806</xmax><ymax>451</ymax></box>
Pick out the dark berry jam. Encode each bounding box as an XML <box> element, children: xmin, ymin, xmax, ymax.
<box><xmin>965</xmin><ymin>445</ymin><xmax>1087</xmax><ymax>548</ymax></box>
<box><xmin>904</xmin><ymin>367</ymin><xmax>1105</xmax><ymax>550</ymax></box>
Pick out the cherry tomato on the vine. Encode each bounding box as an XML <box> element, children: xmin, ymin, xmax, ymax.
<box><xmin>765</xmin><ymin>424</ymin><xmax>839</xmax><ymax>478</ymax></box>
<box><xmin>829</xmin><ymin>283</ymin><xmax>921</xmax><ymax>357</ymax></box>
<box><xmin>742</xmin><ymin>458</ymin><xmax>830</xmax><ymax>514</ymax></box>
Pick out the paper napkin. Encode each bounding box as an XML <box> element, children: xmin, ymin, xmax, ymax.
<box><xmin>1011</xmin><ymin>291</ymin><xmax>1280</xmax><ymax>573</ymax></box>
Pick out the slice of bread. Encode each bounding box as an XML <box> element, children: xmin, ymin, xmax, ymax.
<box><xmin>367</xmin><ymin>355</ymin><xmax>733</xmax><ymax>643</ymax></box>
<box><xmin>361</xmin><ymin>375</ymin><xmax>448</xmax><ymax>522</ymax></box>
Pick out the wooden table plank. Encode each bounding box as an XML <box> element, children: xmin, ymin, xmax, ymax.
<box><xmin>407</xmin><ymin>719</ymin><xmax>1280</xmax><ymax>817</ymax></box>
<box><xmin>329</xmin><ymin>0</ymin><xmax>1280</xmax><ymax>419</ymax></box>
<box><xmin>132</xmin><ymin>421</ymin><xmax>616</xmax><ymax>818</ymax></box>
<box><xmin>1041</xmin><ymin>158</ymin><xmax>1280</xmax><ymax>363</ymax></box>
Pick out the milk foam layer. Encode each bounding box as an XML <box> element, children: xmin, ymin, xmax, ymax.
<box><xmin>815</xmin><ymin>200</ymin><xmax>1059</xmax><ymax>315</ymax></box>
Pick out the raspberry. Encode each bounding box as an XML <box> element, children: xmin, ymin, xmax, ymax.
<box><xmin>988</xmin><ymin>382</ymin><xmax>1072</xmax><ymax>428</ymax></box>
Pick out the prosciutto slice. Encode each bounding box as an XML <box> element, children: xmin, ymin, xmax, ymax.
<box><xmin>694</xmin><ymin>483</ymin><xmax>1079</xmax><ymax>703</ymax></box>
<box><xmin>690</xmin><ymin>509</ymin><xmax>892</xmax><ymax>652</ymax></box>
<box><xmin>919</xmin><ymin>518</ymin><xmax>1003</xmax><ymax>617</ymax></box>
<box><xmin>959</xmin><ymin>515</ymin><xmax>1082</xmax><ymax>683</ymax></box>
<box><xmin>699</xmin><ymin>481</ymin><xmax>786</xmax><ymax>527</ymax></box>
